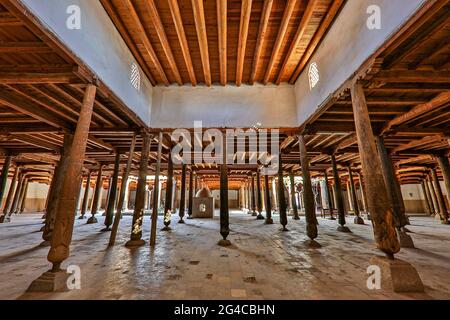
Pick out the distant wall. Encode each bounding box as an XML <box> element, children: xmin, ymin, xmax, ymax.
<box><xmin>151</xmin><ymin>84</ymin><xmax>297</xmax><ymax>129</ymax></box>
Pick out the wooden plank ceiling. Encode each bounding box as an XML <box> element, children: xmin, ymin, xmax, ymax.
<box><xmin>100</xmin><ymin>0</ymin><xmax>344</xmax><ymax>86</ymax></box>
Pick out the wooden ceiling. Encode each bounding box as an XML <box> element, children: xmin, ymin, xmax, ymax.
<box><xmin>298</xmin><ymin>0</ymin><xmax>450</xmax><ymax>185</ymax></box>
<box><xmin>100</xmin><ymin>0</ymin><xmax>344</xmax><ymax>86</ymax></box>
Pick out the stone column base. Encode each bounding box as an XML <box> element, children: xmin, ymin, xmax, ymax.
<box><xmin>218</xmin><ymin>239</ymin><xmax>231</xmax><ymax>247</ymax></box>
<box><xmin>354</xmin><ymin>216</ymin><xmax>365</xmax><ymax>225</ymax></box>
<box><xmin>86</xmin><ymin>216</ymin><xmax>98</xmax><ymax>224</ymax></box>
<box><xmin>27</xmin><ymin>270</ymin><xmax>69</xmax><ymax>293</ymax></box>
<box><xmin>125</xmin><ymin>239</ymin><xmax>145</xmax><ymax>247</ymax></box>
<box><xmin>370</xmin><ymin>256</ymin><xmax>424</xmax><ymax>293</ymax></box>
<box><xmin>398</xmin><ymin>230</ymin><xmax>415</xmax><ymax>248</ymax></box>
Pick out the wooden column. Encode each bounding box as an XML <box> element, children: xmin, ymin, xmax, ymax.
<box><xmin>421</xmin><ymin>180</ymin><xmax>432</xmax><ymax>215</ymax></box>
<box><xmin>289</xmin><ymin>171</ymin><xmax>299</xmax><ymax>220</ymax></box>
<box><xmin>277</xmin><ymin>154</ymin><xmax>288</xmax><ymax>231</ymax></box>
<box><xmin>79</xmin><ymin>171</ymin><xmax>92</xmax><ymax>219</ymax></box>
<box><xmin>108</xmin><ymin>134</ymin><xmax>136</xmax><ymax>246</ymax></box>
<box><xmin>437</xmin><ymin>156</ymin><xmax>450</xmax><ymax>211</ymax></box>
<box><xmin>178</xmin><ymin>164</ymin><xmax>187</xmax><ymax>223</ymax></box>
<box><xmin>323</xmin><ymin>170</ymin><xmax>335</xmax><ymax>220</ymax></box>
<box><xmin>351</xmin><ymin>82</ymin><xmax>399</xmax><ymax>258</ymax></box>
<box><xmin>347</xmin><ymin>167</ymin><xmax>364</xmax><ymax>224</ymax></box>
<box><xmin>250</xmin><ymin>174</ymin><xmax>257</xmax><ymax>216</ymax></box>
<box><xmin>331</xmin><ymin>155</ymin><xmax>349</xmax><ymax>232</ymax></box>
<box><xmin>256</xmin><ymin>168</ymin><xmax>264</xmax><ymax>220</ymax></box>
<box><xmin>46</xmin><ymin>84</ymin><xmax>96</xmax><ymax>271</ymax></box>
<box><xmin>87</xmin><ymin>164</ymin><xmax>104</xmax><ymax>224</ymax></box>
<box><xmin>376</xmin><ymin>136</ymin><xmax>409</xmax><ymax>230</ymax></box>
<box><xmin>187</xmin><ymin>168</ymin><xmax>194</xmax><ymax>219</ymax></box>
<box><xmin>18</xmin><ymin>178</ymin><xmax>29</xmax><ymax>213</ymax></box>
<box><xmin>126</xmin><ymin>132</ymin><xmax>151</xmax><ymax>247</ymax></box>
<box><xmin>1</xmin><ymin>166</ymin><xmax>19</xmax><ymax>217</ymax></box>
<box><xmin>357</xmin><ymin>172</ymin><xmax>370</xmax><ymax>219</ymax></box>
<box><xmin>218</xmin><ymin>133</ymin><xmax>230</xmax><ymax>246</ymax></box>
<box><xmin>162</xmin><ymin>153</ymin><xmax>174</xmax><ymax>231</ymax></box>
<box><xmin>103</xmin><ymin>152</ymin><xmax>121</xmax><ymax>231</ymax></box>
<box><xmin>150</xmin><ymin>132</ymin><xmax>163</xmax><ymax>247</ymax></box>
<box><xmin>427</xmin><ymin>175</ymin><xmax>439</xmax><ymax>215</ymax></box>
<box><xmin>9</xmin><ymin>172</ymin><xmax>25</xmax><ymax>216</ymax></box>
<box><xmin>0</xmin><ymin>155</ymin><xmax>12</xmax><ymax>208</ymax></box>
<box><xmin>298</xmin><ymin>135</ymin><xmax>319</xmax><ymax>245</ymax></box>
<box><xmin>264</xmin><ymin>171</ymin><xmax>273</xmax><ymax>224</ymax></box>
<box><xmin>431</xmin><ymin>167</ymin><xmax>449</xmax><ymax>224</ymax></box>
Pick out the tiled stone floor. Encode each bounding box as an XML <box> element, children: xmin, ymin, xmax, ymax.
<box><xmin>0</xmin><ymin>211</ymin><xmax>449</xmax><ymax>300</ymax></box>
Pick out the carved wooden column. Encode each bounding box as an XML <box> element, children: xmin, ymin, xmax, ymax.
<box><xmin>18</xmin><ymin>178</ymin><xmax>29</xmax><ymax>213</ymax></box>
<box><xmin>437</xmin><ymin>156</ymin><xmax>450</xmax><ymax>210</ymax></box>
<box><xmin>351</xmin><ymin>82</ymin><xmax>399</xmax><ymax>257</ymax></box>
<box><xmin>162</xmin><ymin>153</ymin><xmax>174</xmax><ymax>231</ymax></box>
<box><xmin>256</xmin><ymin>168</ymin><xmax>264</xmax><ymax>220</ymax></box>
<box><xmin>150</xmin><ymin>132</ymin><xmax>162</xmax><ymax>246</ymax></box>
<box><xmin>0</xmin><ymin>155</ymin><xmax>12</xmax><ymax>208</ymax></box>
<box><xmin>420</xmin><ymin>180</ymin><xmax>432</xmax><ymax>215</ymax></box>
<box><xmin>427</xmin><ymin>175</ymin><xmax>439</xmax><ymax>216</ymax></box>
<box><xmin>218</xmin><ymin>133</ymin><xmax>230</xmax><ymax>246</ymax></box>
<box><xmin>0</xmin><ymin>164</ymin><xmax>17</xmax><ymax>223</ymax></box>
<box><xmin>289</xmin><ymin>171</ymin><xmax>299</xmax><ymax>220</ymax></box>
<box><xmin>178</xmin><ymin>164</ymin><xmax>187</xmax><ymax>223</ymax></box>
<box><xmin>103</xmin><ymin>152</ymin><xmax>121</xmax><ymax>231</ymax></box>
<box><xmin>299</xmin><ymin>135</ymin><xmax>319</xmax><ymax>246</ymax></box>
<box><xmin>87</xmin><ymin>164</ymin><xmax>104</xmax><ymax>224</ymax></box>
<box><xmin>9</xmin><ymin>172</ymin><xmax>25</xmax><ymax>217</ymax></box>
<box><xmin>108</xmin><ymin>133</ymin><xmax>136</xmax><ymax>246</ymax></box>
<box><xmin>41</xmin><ymin>84</ymin><xmax>96</xmax><ymax>277</ymax></box>
<box><xmin>250</xmin><ymin>174</ymin><xmax>257</xmax><ymax>216</ymax></box>
<box><xmin>323</xmin><ymin>170</ymin><xmax>335</xmax><ymax>220</ymax></box>
<box><xmin>264</xmin><ymin>169</ymin><xmax>273</xmax><ymax>224</ymax></box>
<box><xmin>79</xmin><ymin>171</ymin><xmax>92</xmax><ymax>219</ymax></box>
<box><xmin>187</xmin><ymin>168</ymin><xmax>194</xmax><ymax>219</ymax></box>
<box><xmin>431</xmin><ymin>167</ymin><xmax>449</xmax><ymax>224</ymax></box>
<box><xmin>331</xmin><ymin>155</ymin><xmax>349</xmax><ymax>232</ymax></box>
<box><xmin>357</xmin><ymin>172</ymin><xmax>370</xmax><ymax>219</ymax></box>
<box><xmin>126</xmin><ymin>132</ymin><xmax>151</xmax><ymax>247</ymax></box>
<box><xmin>347</xmin><ymin>167</ymin><xmax>364</xmax><ymax>224</ymax></box>
<box><xmin>376</xmin><ymin>136</ymin><xmax>409</xmax><ymax>233</ymax></box>
<box><xmin>277</xmin><ymin>154</ymin><xmax>288</xmax><ymax>231</ymax></box>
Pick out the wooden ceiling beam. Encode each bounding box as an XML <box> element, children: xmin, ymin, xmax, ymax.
<box><xmin>276</xmin><ymin>0</ymin><xmax>318</xmax><ymax>85</ymax></box>
<box><xmin>168</xmin><ymin>0</ymin><xmax>197</xmax><ymax>86</ymax></box>
<box><xmin>145</xmin><ymin>0</ymin><xmax>182</xmax><ymax>85</ymax></box>
<box><xmin>382</xmin><ymin>90</ymin><xmax>450</xmax><ymax>133</ymax></box>
<box><xmin>191</xmin><ymin>0</ymin><xmax>211</xmax><ymax>86</ymax></box>
<box><xmin>249</xmin><ymin>0</ymin><xmax>273</xmax><ymax>84</ymax></box>
<box><xmin>236</xmin><ymin>0</ymin><xmax>252</xmax><ymax>87</ymax></box>
<box><xmin>263</xmin><ymin>0</ymin><xmax>297</xmax><ymax>84</ymax></box>
<box><xmin>289</xmin><ymin>0</ymin><xmax>345</xmax><ymax>84</ymax></box>
<box><xmin>0</xmin><ymin>72</ymin><xmax>80</xmax><ymax>84</ymax></box>
<box><xmin>373</xmin><ymin>70</ymin><xmax>450</xmax><ymax>83</ymax></box>
<box><xmin>390</xmin><ymin>135</ymin><xmax>446</xmax><ymax>154</ymax></box>
<box><xmin>0</xmin><ymin>41</ymin><xmax>52</xmax><ymax>53</ymax></box>
<box><xmin>0</xmin><ymin>90</ymin><xmax>70</xmax><ymax>129</ymax></box>
<box><xmin>216</xmin><ymin>0</ymin><xmax>227</xmax><ymax>86</ymax></box>
<box><xmin>122</xmin><ymin>0</ymin><xmax>169</xmax><ymax>85</ymax></box>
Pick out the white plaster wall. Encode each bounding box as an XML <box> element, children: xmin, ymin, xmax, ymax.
<box><xmin>295</xmin><ymin>0</ymin><xmax>426</xmax><ymax>126</ymax></box>
<box><xmin>150</xmin><ymin>84</ymin><xmax>297</xmax><ymax>128</ymax></box>
<box><xmin>20</xmin><ymin>0</ymin><xmax>153</xmax><ymax>124</ymax></box>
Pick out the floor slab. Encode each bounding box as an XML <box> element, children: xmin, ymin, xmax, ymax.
<box><xmin>0</xmin><ymin>212</ymin><xmax>449</xmax><ymax>300</ymax></box>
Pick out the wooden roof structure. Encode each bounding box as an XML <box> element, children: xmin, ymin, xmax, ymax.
<box><xmin>0</xmin><ymin>0</ymin><xmax>449</xmax><ymax>192</ymax></box>
<box><xmin>100</xmin><ymin>0</ymin><xmax>344</xmax><ymax>86</ymax></box>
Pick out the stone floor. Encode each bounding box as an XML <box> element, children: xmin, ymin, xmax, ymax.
<box><xmin>0</xmin><ymin>211</ymin><xmax>449</xmax><ymax>300</ymax></box>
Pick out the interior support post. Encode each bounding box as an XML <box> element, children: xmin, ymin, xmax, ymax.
<box><xmin>103</xmin><ymin>152</ymin><xmax>121</xmax><ymax>231</ymax></box>
<box><xmin>108</xmin><ymin>134</ymin><xmax>136</xmax><ymax>246</ymax></box>
<box><xmin>218</xmin><ymin>132</ymin><xmax>230</xmax><ymax>246</ymax></box>
<box><xmin>79</xmin><ymin>170</ymin><xmax>92</xmax><ymax>220</ymax></box>
<box><xmin>264</xmin><ymin>169</ymin><xmax>273</xmax><ymax>224</ymax></box>
<box><xmin>150</xmin><ymin>132</ymin><xmax>163</xmax><ymax>247</ymax></box>
<box><xmin>323</xmin><ymin>170</ymin><xmax>335</xmax><ymax>220</ymax></box>
<box><xmin>87</xmin><ymin>164</ymin><xmax>104</xmax><ymax>224</ymax></box>
<box><xmin>331</xmin><ymin>155</ymin><xmax>349</xmax><ymax>232</ymax></box>
<box><xmin>298</xmin><ymin>134</ymin><xmax>320</xmax><ymax>247</ymax></box>
<box><xmin>289</xmin><ymin>171</ymin><xmax>299</xmax><ymax>220</ymax></box>
<box><xmin>256</xmin><ymin>168</ymin><xmax>264</xmax><ymax>220</ymax></box>
<box><xmin>162</xmin><ymin>152</ymin><xmax>174</xmax><ymax>231</ymax></box>
<box><xmin>178</xmin><ymin>164</ymin><xmax>187</xmax><ymax>223</ymax></box>
<box><xmin>126</xmin><ymin>132</ymin><xmax>151</xmax><ymax>247</ymax></box>
<box><xmin>277</xmin><ymin>154</ymin><xmax>288</xmax><ymax>231</ymax></box>
<box><xmin>431</xmin><ymin>167</ymin><xmax>449</xmax><ymax>224</ymax></box>
<box><xmin>347</xmin><ymin>167</ymin><xmax>364</xmax><ymax>225</ymax></box>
